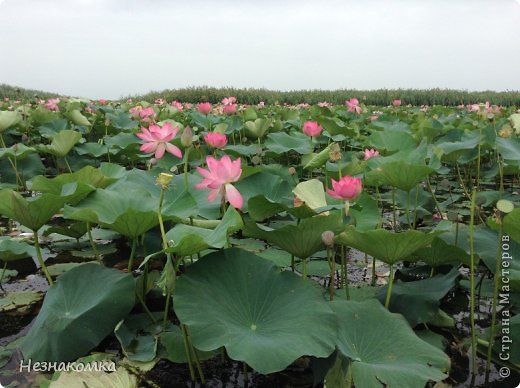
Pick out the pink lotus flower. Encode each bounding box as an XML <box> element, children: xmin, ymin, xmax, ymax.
<box><xmin>139</xmin><ymin>107</ymin><xmax>156</xmax><ymax>121</ymax></box>
<box><xmin>197</xmin><ymin>102</ymin><xmax>212</xmax><ymax>115</ymax></box>
<box><xmin>136</xmin><ymin>122</ymin><xmax>182</xmax><ymax>159</ymax></box>
<box><xmin>221</xmin><ymin>96</ymin><xmax>237</xmax><ymax>105</ymax></box>
<box><xmin>98</xmin><ymin>98</ymin><xmax>108</xmax><ymax>105</ymax></box>
<box><xmin>392</xmin><ymin>99</ymin><xmax>401</xmax><ymax>107</ymax></box>
<box><xmin>204</xmin><ymin>132</ymin><xmax>227</xmax><ymax>148</ymax></box>
<box><xmin>302</xmin><ymin>121</ymin><xmax>322</xmax><ymax>137</ymax></box>
<box><xmin>155</xmin><ymin>98</ymin><xmax>165</xmax><ymax>105</ymax></box>
<box><xmin>467</xmin><ymin>104</ymin><xmax>480</xmax><ymax>112</ymax></box>
<box><xmin>184</xmin><ymin>103</ymin><xmax>193</xmax><ymax>110</ymax></box>
<box><xmin>345</xmin><ymin>98</ymin><xmax>362</xmax><ymax>114</ymax></box>
<box><xmin>327</xmin><ymin>176</ymin><xmax>362</xmax><ymax>201</ymax></box>
<box><xmin>171</xmin><ymin>101</ymin><xmax>183</xmax><ymax>111</ymax></box>
<box><xmin>258</xmin><ymin>101</ymin><xmax>265</xmax><ymax>108</ymax></box>
<box><xmin>195</xmin><ymin>155</ymin><xmax>243</xmax><ymax>209</ymax></box>
<box><xmin>223</xmin><ymin>104</ymin><xmax>237</xmax><ymax>115</ymax></box>
<box><xmin>318</xmin><ymin>101</ymin><xmax>330</xmax><ymax>107</ymax></box>
<box><xmin>363</xmin><ymin>148</ymin><xmax>379</xmax><ymax>160</ymax></box>
<box><xmin>44</xmin><ymin>98</ymin><xmax>60</xmax><ymax>111</ymax></box>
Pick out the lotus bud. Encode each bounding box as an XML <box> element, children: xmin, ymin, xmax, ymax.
<box><xmin>321</xmin><ymin>231</ymin><xmax>335</xmax><ymax>247</ymax></box>
<box><xmin>156</xmin><ymin>172</ymin><xmax>173</xmax><ymax>189</ymax></box>
<box><xmin>288</xmin><ymin>166</ymin><xmax>296</xmax><ymax>175</ymax></box>
<box><xmin>181</xmin><ymin>126</ymin><xmax>193</xmax><ymax>147</ymax></box>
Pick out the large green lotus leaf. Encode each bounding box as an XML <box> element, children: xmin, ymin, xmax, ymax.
<box><xmin>29</xmin><ymin>166</ymin><xmax>117</xmax><ymax>205</ymax></box>
<box><xmin>164</xmin><ymin>206</ymin><xmax>243</xmax><ymax>257</ymax></box>
<box><xmin>63</xmin><ymin>188</ymin><xmax>158</xmax><ymax>238</ymax></box>
<box><xmin>38</xmin><ymin>129</ymin><xmax>82</xmax><ymax>157</ymax></box>
<box><xmin>335</xmin><ymin>226</ymin><xmax>441</xmax><ymax>265</ymax></box>
<box><xmin>105</xmin><ymin>111</ymin><xmax>137</xmax><ymax>130</ymax></box>
<box><xmin>0</xmin><ymin>144</ymin><xmax>36</xmax><ymax>160</ymax></box>
<box><xmin>376</xmin><ymin>269</ymin><xmax>460</xmax><ymax>327</ymax></box>
<box><xmin>433</xmin><ymin>131</ymin><xmax>482</xmax><ymax>162</ymax></box>
<box><xmin>265</xmin><ymin>131</ymin><xmax>312</xmax><ymax>154</ymax></box>
<box><xmin>365</xmin><ymin>161</ymin><xmax>435</xmax><ymax>191</ymax></box>
<box><xmin>234</xmin><ymin>171</ymin><xmax>293</xmax><ymax>211</ymax></box>
<box><xmin>414</xmin><ymin>237</ymin><xmax>471</xmax><ymax>267</ymax></box>
<box><xmin>367</xmin><ymin>130</ymin><xmax>416</xmax><ymax>152</ymax></box>
<box><xmin>503</xmin><ymin>208</ymin><xmax>520</xmax><ymax>244</ymax></box>
<box><xmin>244</xmin><ymin>214</ymin><xmax>343</xmax><ymax>259</ymax></box>
<box><xmin>36</xmin><ymin>118</ymin><xmax>69</xmax><ymax>137</ymax></box>
<box><xmin>0</xmin><ymin>189</ymin><xmax>65</xmax><ymax>230</ymax></box>
<box><xmin>496</xmin><ymin>137</ymin><xmax>520</xmax><ymax>163</ymax></box>
<box><xmin>67</xmin><ymin>109</ymin><xmax>91</xmax><ymax>127</ymax></box>
<box><xmin>159</xmin><ymin>325</ymin><xmax>217</xmax><ymax>363</ymax></box>
<box><xmin>0</xmin><ymin>237</ymin><xmax>36</xmax><ymax>261</ymax></box>
<box><xmin>174</xmin><ymin>248</ymin><xmax>337</xmax><ymax>374</ymax></box>
<box><xmin>331</xmin><ymin>299</ymin><xmax>450</xmax><ymax>388</ymax></box>
<box><xmin>318</xmin><ymin>117</ymin><xmax>358</xmax><ymax>138</ymax></box>
<box><xmin>244</xmin><ymin>118</ymin><xmax>271</xmax><ymax>139</ymax></box>
<box><xmin>0</xmin><ymin>110</ymin><xmax>22</xmax><ymax>132</ymax></box>
<box><xmin>20</xmin><ymin>263</ymin><xmax>135</xmax><ymax>362</ymax></box>
<box><xmin>303</xmin><ymin>143</ymin><xmax>336</xmax><ymax>170</ymax></box>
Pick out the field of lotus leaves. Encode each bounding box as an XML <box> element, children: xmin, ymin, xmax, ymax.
<box><xmin>0</xmin><ymin>96</ymin><xmax>519</xmax><ymax>387</ymax></box>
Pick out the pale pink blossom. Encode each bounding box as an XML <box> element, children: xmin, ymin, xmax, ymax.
<box><xmin>258</xmin><ymin>101</ymin><xmax>265</xmax><ymax>108</ymax></box>
<box><xmin>155</xmin><ymin>98</ymin><xmax>166</xmax><ymax>105</ymax></box>
<box><xmin>139</xmin><ymin>107</ymin><xmax>156</xmax><ymax>122</ymax></box>
<box><xmin>195</xmin><ymin>155</ymin><xmax>243</xmax><ymax>209</ymax></box>
<box><xmin>171</xmin><ymin>101</ymin><xmax>183</xmax><ymax>111</ymax></box>
<box><xmin>345</xmin><ymin>98</ymin><xmax>362</xmax><ymax>114</ymax></box>
<box><xmin>318</xmin><ymin>101</ymin><xmax>330</xmax><ymax>107</ymax></box>
<box><xmin>221</xmin><ymin>96</ymin><xmax>237</xmax><ymax>105</ymax></box>
<box><xmin>197</xmin><ymin>102</ymin><xmax>212</xmax><ymax>115</ymax></box>
<box><xmin>98</xmin><ymin>98</ymin><xmax>108</xmax><ymax>105</ymax></box>
<box><xmin>392</xmin><ymin>99</ymin><xmax>401</xmax><ymax>107</ymax></box>
<box><xmin>467</xmin><ymin>104</ymin><xmax>480</xmax><ymax>112</ymax></box>
<box><xmin>184</xmin><ymin>103</ymin><xmax>193</xmax><ymax>110</ymax></box>
<box><xmin>136</xmin><ymin>122</ymin><xmax>182</xmax><ymax>159</ymax></box>
<box><xmin>223</xmin><ymin>104</ymin><xmax>237</xmax><ymax>114</ymax></box>
<box><xmin>204</xmin><ymin>132</ymin><xmax>227</xmax><ymax>148</ymax></box>
<box><xmin>129</xmin><ymin>106</ymin><xmax>143</xmax><ymax>117</ymax></box>
<box><xmin>44</xmin><ymin>98</ymin><xmax>60</xmax><ymax>111</ymax></box>
<box><xmin>302</xmin><ymin>121</ymin><xmax>322</xmax><ymax>137</ymax></box>
<box><xmin>363</xmin><ymin>148</ymin><xmax>379</xmax><ymax>160</ymax></box>
<box><xmin>327</xmin><ymin>176</ymin><xmax>362</xmax><ymax>201</ymax></box>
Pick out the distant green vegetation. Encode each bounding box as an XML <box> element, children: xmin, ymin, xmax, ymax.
<box><xmin>2</xmin><ymin>84</ymin><xmax>519</xmax><ymax>106</ymax></box>
<box><xmin>0</xmin><ymin>84</ymin><xmax>63</xmax><ymax>100</ymax></box>
<box><xmin>132</xmin><ymin>86</ymin><xmax>520</xmax><ymax>107</ymax></box>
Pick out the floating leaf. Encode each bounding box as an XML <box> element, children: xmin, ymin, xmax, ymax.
<box><xmin>414</xmin><ymin>237</ymin><xmax>471</xmax><ymax>267</ymax></box>
<box><xmin>20</xmin><ymin>263</ymin><xmax>135</xmax><ymax>362</ymax></box>
<box><xmin>0</xmin><ymin>237</ymin><xmax>36</xmax><ymax>261</ymax></box>
<box><xmin>174</xmin><ymin>248</ymin><xmax>337</xmax><ymax>374</ymax></box>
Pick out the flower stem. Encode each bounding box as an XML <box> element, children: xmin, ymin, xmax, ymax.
<box><xmin>183</xmin><ymin>147</ymin><xmax>191</xmax><ymax>192</ymax></box>
<box><xmin>86</xmin><ymin>221</ymin><xmax>100</xmax><ymax>262</ymax></box>
<box><xmin>468</xmin><ymin>189</ymin><xmax>478</xmax><ymax>381</ymax></box>
<box><xmin>33</xmin><ymin>230</ymin><xmax>53</xmax><ymax>285</ymax></box>
<box><xmin>384</xmin><ymin>264</ymin><xmax>394</xmax><ymax>309</ymax></box>
<box><xmin>327</xmin><ymin>247</ymin><xmax>335</xmax><ymax>301</ymax></box>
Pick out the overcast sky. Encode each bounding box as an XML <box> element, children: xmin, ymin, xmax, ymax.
<box><xmin>0</xmin><ymin>0</ymin><xmax>519</xmax><ymax>99</ymax></box>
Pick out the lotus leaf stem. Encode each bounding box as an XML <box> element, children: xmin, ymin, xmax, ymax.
<box><xmin>33</xmin><ymin>230</ymin><xmax>53</xmax><ymax>285</ymax></box>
